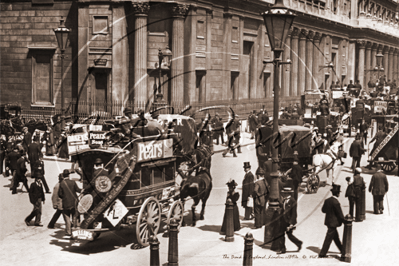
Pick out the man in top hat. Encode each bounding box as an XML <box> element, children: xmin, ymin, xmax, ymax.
<box><xmin>252</xmin><ymin>167</ymin><xmax>269</xmax><ymax>228</ymax></box>
<box><xmin>369</xmin><ymin>164</ymin><xmax>389</xmax><ymax>214</ymax></box>
<box><xmin>319</xmin><ymin>184</ymin><xmax>345</xmax><ymax>258</ymax></box>
<box><xmin>242</xmin><ymin>162</ymin><xmax>255</xmax><ymax>220</ymax></box>
<box><xmin>273</xmin><ymin>187</ymin><xmax>303</xmax><ymax>254</ymax></box>
<box><xmin>28</xmin><ymin>135</ymin><xmax>42</xmax><ymax>169</ymax></box>
<box><xmin>58</xmin><ymin>169</ymin><xmax>82</xmax><ymax>236</ymax></box>
<box><xmin>289</xmin><ymin>159</ymin><xmax>303</xmax><ymax>202</ymax></box>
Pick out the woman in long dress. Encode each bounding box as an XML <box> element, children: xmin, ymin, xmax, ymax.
<box><xmin>220</xmin><ymin>179</ymin><xmax>241</xmax><ymax>234</ymax></box>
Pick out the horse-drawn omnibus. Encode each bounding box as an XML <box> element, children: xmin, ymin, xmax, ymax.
<box><xmin>71</xmin><ymin>114</ymin><xmax>199</xmax><ymax>247</ymax></box>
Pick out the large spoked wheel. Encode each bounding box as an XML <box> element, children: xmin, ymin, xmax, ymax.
<box><xmin>166</xmin><ymin>200</ymin><xmax>184</xmax><ymax>229</ymax></box>
<box><xmin>382</xmin><ymin>162</ymin><xmax>396</xmax><ymax>173</ymax></box>
<box><xmin>306</xmin><ymin>173</ymin><xmax>320</xmax><ymax>194</ymax></box>
<box><xmin>136</xmin><ymin>197</ymin><xmax>161</xmax><ymax>247</ymax></box>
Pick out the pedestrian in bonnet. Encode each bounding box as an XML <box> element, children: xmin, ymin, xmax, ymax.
<box><xmin>25</xmin><ymin>176</ymin><xmax>45</xmax><ymax>226</ymax></box>
<box><xmin>242</xmin><ymin>162</ymin><xmax>254</xmax><ymax>220</ymax></box>
<box><xmin>319</xmin><ymin>184</ymin><xmax>345</xmax><ymax>258</ymax></box>
<box><xmin>58</xmin><ymin>169</ymin><xmax>82</xmax><ymax>236</ymax></box>
<box><xmin>220</xmin><ymin>179</ymin><xmax>240</xmax><ymax>234</ymax></box>
<box><xmin>48</xmin><ymin>174</ymin><xmax>64</xmax><ymax>229</ymax></box>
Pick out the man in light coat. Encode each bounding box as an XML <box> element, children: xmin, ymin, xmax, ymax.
<box><xmin>48</xmin><ymin>174</ymin><xmax>64</xmax><ymax>229</ymax></box>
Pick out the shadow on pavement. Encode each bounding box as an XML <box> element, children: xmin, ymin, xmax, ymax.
<box><xmin>197</xmin><ymin>224</ymin><xmax>221</xmax><ymax>234</ymax></box>
<box><xmin>307</xmin><ymin>246</ymin><xmax>321</xmax><ymax>254</ymax></box>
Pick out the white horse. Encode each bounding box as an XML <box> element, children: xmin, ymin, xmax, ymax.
<box><xmin>312</xmin><ymin>141</ymin><xmax>341</xmax><ymax>185</ymax></box>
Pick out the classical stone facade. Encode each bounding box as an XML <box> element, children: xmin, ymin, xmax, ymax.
<box><xmin>1</xmin><ymin>0</ymin><xmax>398</xmax><ymax>114</ymax></box>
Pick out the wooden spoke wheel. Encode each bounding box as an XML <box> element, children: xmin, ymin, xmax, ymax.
<box><xmin>382</xmin><ymin>163</ymin><xmax>396</xmax><ymax>173</ymax></box>
<box><xmin>136</xmin><ymin>197</ymin><xmax>161</xmax><ymax>247</ymax></box>
<box><xmin>306</xmin><ymin>173</ymin><xmax>320</xmax><ymax>194</ymax></box>
<box><xmin>166</xmin><ymin>200</ymin><xmax>184</xmax><ymax>229</ymax></box>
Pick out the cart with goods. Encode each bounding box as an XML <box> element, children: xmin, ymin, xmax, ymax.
<box><xmin>71</xmin><ymin>114</ymin><xmax>198</xmax><ymax>247</ymax></box>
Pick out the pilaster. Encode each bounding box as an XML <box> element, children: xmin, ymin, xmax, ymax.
<box><xmin>305</xmin><ymin>30</ymin><xmax>314</xmax><ymax>92</ymax></box>
<box><xmin>298</xmin><ymin>29</ymin><xmax>307</xmax><ymax>95</ymax></box>
<box><xmin>290</xmin><ymin>28</ymin><xmax>299</xmax><ymax>97</ymax></box>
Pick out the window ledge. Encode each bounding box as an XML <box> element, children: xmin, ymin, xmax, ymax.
<box><xmin>31</xmin><ymin>104</ymin><xmax>55</xmax><ymax>108</ymax></box>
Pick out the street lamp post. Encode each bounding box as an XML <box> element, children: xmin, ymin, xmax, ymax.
<box><xmin>261</xmin><ymin>0</ymin><xmax>296</xmax><ymax>244</ymax></box>
<box><xmin>154</xmin><ymin>46</ymin><xmax>172</xmax><ymax>106</ymax></box>
<box><xmin>53</xmin><ymin>17</ymin><xmax>70</xmax><ymax>130</ymax></box>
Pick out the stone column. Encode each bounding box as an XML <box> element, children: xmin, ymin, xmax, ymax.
<box><xmin>370</xmin><ymin>43</ymin><xmax>377</xmax><ymax>81</ymax></box>
<box><xmin>185</xmin><ymin>4</ymin><xmax>196</xmax><ymax>104</ymax></box>
<box><xmin>312</xmin><ymin>32</ymin><xmax>321</xmax><ymax>91</ymax></box>
<box><xmin>282</xmin><ymin>32</ymin><xmax>291</xmax><ymax>97</ymax></box>
<box><xmin>357</xmin><ymin>40</ymin><xmax>366</xmax><ymax>89</ymax></box>
<box><xmin>298</xmin><ymin>29</ymin><xmax>307</xmax><ymax>95</ymax></box>
<box><xmin>133</xmin><ymin>2</ymin><xmax>150</xmax><ymax>105</ymax></box>
<box><xmin>305</xmin><ymin>30</ymin><xmax>314</xmax><ymax>92</ymax></box>
<box><xmin>348</xmin><ymin>40</ymin><xmax>356</xmax><ymax>83</ymax></box>
<box><xmin>394</xmin><ymin>49</ymin><xmax>398</xmax><ymax>82</ymax></box>
<box><xmin>388</xmin><ymin>47</ymin><xmax>394</xmax><ymax>81</ymax></box>
<box><xmin>365</xmin><ymin>41</ymin><xmax>372</xmax><ymax>91</ymax></box>
<box><xmin>290</xmin><ymin>28</ymin><xmax>299</xmax><ymax>96</ymax></box>
<box><xmin>383</xmin><ymin>46</ymin><xmax>389</xmax><ymax>81</ymax></box>
<box><xmin>377</xmin><ymin>44</ymin><xmax>384</xmax><ymax>80</ymax></box>
<box><xmin>171</xmin><ymin>3</ymin><xmax>188</xmax><ymax>106</ymax></box>
<box><xmin>113</xmin><ymin>4</ymin><xmax>128</xmax><ymax>104</ymax></box>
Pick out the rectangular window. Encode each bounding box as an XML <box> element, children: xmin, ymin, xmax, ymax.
<box><xmin>32</xmin><ymin>53</ymin><xmax>53</xmax><ymax>105</ymax></box>
<box><xmin>153</xmin><ymin>168</ymin><xmax>164</xmax><ymax>185</ymax></box>
<box><xmin>196</xmin><ymin>72</ymin><xmax>205</xmax><ymax>103</ymax></box>
<box><xmin>231</xmin><ymin>72</ymin><xmax>239</xmax><ymax>100</ymax></box>
<box><xmin>197</xmin><ymin>21</ymin><xmax>205</xmax><ymax>39</ymax></box>
<box><xmin>93</xmin><ymin>16</ymin><xmax>108</xmax><ymax>35</ymax></box>
<box><xmin>232</xmin><ymin>26</ymin><xmax>238</xmax><ymax>43</ymax></box>
<box><xmin>264</xmin><ymin>73</ymin><xmax>271</xmax><ymax>98</ymax></box>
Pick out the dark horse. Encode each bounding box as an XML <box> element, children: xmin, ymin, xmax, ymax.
<box><xmin>179</xmin><ymin>171</ymin><xmax>213</xmax><ymax>226</ymax></box>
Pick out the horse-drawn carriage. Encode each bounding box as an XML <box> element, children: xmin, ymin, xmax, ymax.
<box><xmin>70</xmin><ymin>111</ymin><xmax>211</xmax><ymax>247</ymax></box>
<box><xmin>368</xmin><ymin>119</ymin><xmax>398</xmax><ymax>173</ymax></box>
<box><xmin>256</xmin><ymin>124</ymin><xmax>320</xmax><ymax>193</ymax></box>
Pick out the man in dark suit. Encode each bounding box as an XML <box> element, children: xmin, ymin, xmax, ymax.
<box><xmin>359</xmin><ymin>119</ymin><xmax>368</xmax><ymax>146</ymax></box>
<box><xmin>289</xmin><ymin>159</ymin><xmax>303</xmax><ymax>202</ymax></box>
<box><xmin>242</xmin><ymin>162</ymin><xmax>255</xmax><ymax>220</ymax></box>
<box><xmin>32</xmin><ymin>154</ymin><xmax>50</xmax><ymax>194</ymax></box>
<box><xmin>28</xmin><ymin>136</ymin><xmax>42</xmax><ymax>169</ymax></box>
<box><xmin>248</xmin><ymin>111</ymin><xmax>258</xmax><ymax>139</ymax></box>
<box><xmin>319</xmin><ymin>184</ymin><xmax>345</xmax><ymax>258</ymax></box>
<box><xmin>222</xmin><ymin>117</ymin><xmax>237</xmax><ymax>157</ymax></box>
<box><xmin>369</xmin><ymin>165</ymin><xmax>389</xmax><ymax>214</ymax></box>
<box><xmin>349</xmin><ymin>134</ymin><xmax>365</xmax><ymax>172</ymax></box>
<box><xmin>252</xmin><ymin>167</ymin><xmax>269</xmax><ymax>228</ymax></box>
<box><xmin>274</xmin><ymin>187</ymin><xmax>303</xmax><ymax>254</ymax></box>
<box><xmin>25</xmin><ymin>176</ymin><xmax>45</xmax><ymax>226</ymax></box>
<box><xmin>12</xmin><ymin>150</ymin><xmax>29</xmax><ymax>194</ymax></box>
<box><xmin>22</xmin><ymin>127</ymin><xmax>32</xmax><ymax>154</ymax></box>
<box><xmin>58</xmin><ymin>169</ymin><xmax>82</xmax><ymax>236</ymax></box>
<box><xmin>6</xmin><ymin>147</ymin><xmax>20</xmax><ymax>183</ymax></box>
<box><xmin>353</xmin><ymin>168</ymin><xmax>366</xmax><ymax>222</ymax></box>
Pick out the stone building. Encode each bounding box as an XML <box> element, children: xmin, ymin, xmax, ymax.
<box><xmin>1</xmin><ymin>0</ymin><xmax>398</xmax><ymax>115</ymax></box>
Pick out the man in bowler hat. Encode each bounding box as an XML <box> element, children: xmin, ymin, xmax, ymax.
<box><xmin>369</xmin><ymin>165</ymin><xmax>389</xmax><ymax>214</ymax></box>
<box><xmin>319</xmin><ymin>184</ymin><xmax>345</xmax><ymax>258</ymax></box>
<box><xmin>58</xmin><ymin>169</ymin><xmax>82</xmax><ymax>236</ymax></box>
<box><xmin>242</xmin><ymin>162</ymin><xmax>255</xmax><ymax>220</ymax></box>
<box><xmin>252</xmin><ymin>167</ymin><xmax>269</xmax><ymax>228</ymax></box>
<box><xmin>25</xmin><ymin>176</ymin><xmax>45</xmax><ymax>226</ymax></box>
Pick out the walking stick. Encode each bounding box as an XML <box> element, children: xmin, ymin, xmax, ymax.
<box><xmin>386</xmin><ymin>193</ymin><xmax>390</xmax><ymax>216</ymax></box>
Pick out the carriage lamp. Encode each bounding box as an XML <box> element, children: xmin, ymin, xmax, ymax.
<box><xmin>262</xmin><ymin>0</ymin><xmax>296</xmax><ymax>209</ymax></box>
<box><xmin>53</xmin><ymin>17</ymin><xmax>71</xmax><ymax>130</ymax></box>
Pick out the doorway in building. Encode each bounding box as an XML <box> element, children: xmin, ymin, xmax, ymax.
<box><xmin>231</xmin><ymin>72</ymin><xmax>239</xmax><ymax>101</ymax></box>
<box><xmin>196</xmin><ymin>71</ymin><xmax>206</xmax><ymax>103</ymax></box>
<box><xmin>92</xmin><ymin>70</ymin><xmax>109</xmax><ymax>113</ymax></box>
<box><xmin>241</xmin><ymin>41</ymin><xmax>254</xmax><ymax>99</ymax></box>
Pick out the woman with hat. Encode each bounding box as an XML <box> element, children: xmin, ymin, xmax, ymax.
<box><xmin>242</xmin><ymin>162</ymin><xmax>255</xmax><ymax>220</ymax></box>
<box><xmin>220</xmin><ymin>179</ymin><xmax>240</xmax><ymax>234</ymax></box>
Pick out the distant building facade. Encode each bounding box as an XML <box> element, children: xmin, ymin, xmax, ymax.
<box><xmin>1</xmin><ymin>0</ymin><xmax>398</xmax><ymax>114</ymax></box>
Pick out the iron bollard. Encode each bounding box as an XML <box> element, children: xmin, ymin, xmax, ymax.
<box><xmin>149</xmin><ymin>235</ymin><xmax>160</xmax><ymax>266</ymax></box>
<box><xmin>225</xmin><ymin>198</ymin><xmax>234</xmax><ymax>242</ymax></box>
<box><xmin>341</xmin><ymin>214</ymin><xmax>353</xmax><ymax>263</ymax></box>
<box><xmin>168</xmin><ymin>218</ymin><xmax>179</xmax><ymax>266</ymax></box>
<box><xmin>243</xmin><ymin>232</ymin><xmax>254</xmax><ymax>266</ymax></box>
<box><xmin>360</xmin><ymin>187</ymin><xmax>366</xmax><ymax>221</ymax></box>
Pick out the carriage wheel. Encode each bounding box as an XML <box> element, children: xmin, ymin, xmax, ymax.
<box><xmin>306</xmin><ymin>174</ymin><xmax>320</xmax><ymax>194</ymax></box>
<box><xmin>166</xmin><ymin>200</ymin><xmax>184</xmax><ymax>229</ymax></box>
<box><xmin>136</xmin><ymin>197</ymin><xmax>161</xmax><ymax>247</ymax></box>
<box><xmin>382</xmin><ymin>163</ymin><xmax>396</xmax><ymax>173</ymax></box>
